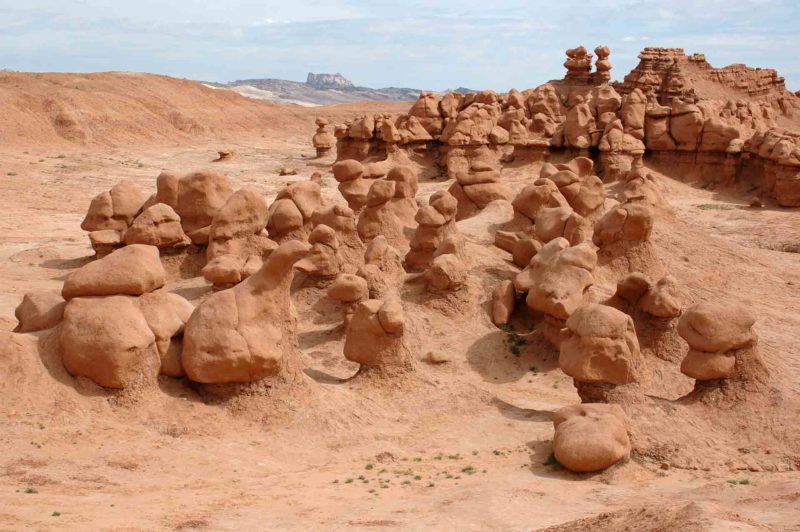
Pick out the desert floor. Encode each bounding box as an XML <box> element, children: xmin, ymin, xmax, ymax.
<box><xmin>1</xmin><ymin>101</ymin><xmax>800</xmax><ymax>531</ymax></box>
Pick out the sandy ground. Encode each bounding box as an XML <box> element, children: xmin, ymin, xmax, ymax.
<box><xmin>1</xmin><ymin>96</ymin><xmax>800</xmax><ymax>531</ymax></box>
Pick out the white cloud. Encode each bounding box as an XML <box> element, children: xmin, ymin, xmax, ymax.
<box><xmin>0</xmin><ymin>0</ymin><xmax>798</xmax><ymax>90</ymax></box>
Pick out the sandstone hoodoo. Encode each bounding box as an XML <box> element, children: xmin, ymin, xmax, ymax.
<box><xmin>552</xmin><ymin>403</ymin><xmax>631</xmax><ymax>472</ymax></box>
<box><xmin>325</xmin><ymin>45</ymin><xmax>800</xmax><ymax>205</ymax></box>
<box><xmin>312</xmin><ymin>117</ymin><xmax>334</xmax><ymax>157</ymax></box>
<box><xmin>514</xmin><ymin>238</ymin><xmax>597</xmax><ymax>346</ymax></box>
<box><xmin>406</xmin><ymin>189</ymin><xmax>459</xmax><ymax>270</ymax></box>
<box><xmin>267</xmin><ymin>181</ymin><xmax>324</xmax><ymax>243</ymax></box>
<box><xmin>343</xmin><ymin>297</ymin><xmax>412</xmax><ymax>374</ymax></box>
<box><xmin>182</xmin><ymin>240</ymin><xmax>310</xmax><ymax>384</ymax></box>
<box><xmin>295</xmin><ymin>224</ymin><xmax>344</xmax><ymax>280</ymax></box>
<box><xmin>559</xmin><ymin>304</ymin><xmax>644</xmax><ymax>402</ymax></box>
<box><xmin>327</xmin><ymin>273</ymin><xmax>369</xmax><ymax>329</ymax></box>
<box><xmin>677</xmin><ymin>302</ymin><xmax>769</xmax><ymax>389</ymax></box>
<box><xmin>202</xmin><ymin>187</ymin><xmax>276</xmax><ymax>286</ymax></box>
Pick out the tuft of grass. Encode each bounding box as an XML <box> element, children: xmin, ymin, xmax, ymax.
<box><xmin>544</xmin><ymin>453</ymin><xmax>562</xmax><ymax>469</ymax></box>
<box><xmin>696</xmin><ymin>203</ymin><xmax>733</xmax><ymax>211</ymax></box>
<box><xmin>499</xmin><ymin>324</ymin><xmax>526</xmax><ymax>356</ymax></box>
<box><xmin>344</xmin><ymin>478</ymin><xmax>353</xmax><ymax>484</ymax></box>
<box><xmin>461</xmin><ymin>465</ymin><xmax>477</xmax><ymax>475</ymax></box>
<box><xmin>52</xmin><ymin>512</ymin><xmax>60</xmax><ymax>517</ymax></box>
<box><xmin>365</xmin><ymin>463</ymin><xmax>374</xmax><ymax>470</ymax></box>
<box><xmin>413</xmin><ymin>475</ymin><xmax>422</xmax><ymax>480</ymax></box>
<box><xmin>24</xmin><ymin>488</ymin><xmax>38</xmax><ymax>494</ymax></box>
<box><xmin>7</xmin><ymin>172</ymin><xmax>17</xmax><ymax>176</ymax></box>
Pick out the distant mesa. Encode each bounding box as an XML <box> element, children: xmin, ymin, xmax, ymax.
<box><xmin>306</xmin><ymin>72</ymin><xmax>354</xmax><ymax>90</ymax></box>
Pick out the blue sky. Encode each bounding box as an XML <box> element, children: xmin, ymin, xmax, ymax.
<box><xmin>1</xmin><ymin>0</ymin><xmax>798</xmax><ymax>91</ymax></box>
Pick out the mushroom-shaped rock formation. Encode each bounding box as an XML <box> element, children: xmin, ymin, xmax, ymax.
<box><xmin>295</xmin><ymin>224</ymin><xmax>343</xmax><ymax>280</ymax></box>
<box><xmin>594</xmin><ymin>85</ymin><xmax>622</xmax><ymax>122</ymax></box>
<box><xmin>515</xmin><ymin>239</ymin><xmax>597</xmax><ymax>346</ymax></box>
<box><xmin>343</xmin><ymin>298</ymin><xmax>412</xmax><ymax>373</ymax></box>
<box><xmin>593</xmin><ymin>45</ymin><xmax>612</xmax><ymax>82</ymax></box>
<box><xmin>406</xmin><ymin>189</ymin><xmax>459</xmax><ymax>270</ymax></box>
<box><xmin>614</xmin><ymin>272</ymin><xmax>682</xmax><ymax>320</ymax></box>
<box><xmin>311</xmin><ymin>203</ymin><xmax>365</xmax><ymax>266</ymax></box>
<box><xmin>424</xmin><ymin>253</ymin><xmax>467</xmax><ymax>292</ymax></box>
<box><xmin>515</xmin><ymin>239</ymin><xmax>597</xmax><ymax>321</ymax></box>
<box><xmin>312</xmin><ymin>117</ymin><xmax>334</xmax><ymax>157</ymax></box>
<box><xmin>677</xmin><ymin>302</ymin><xmax>768</xmax><ymax>385</ymax></box>
<box><xmin>203</xmin><ymin>187</ymin><xmax>276</xmax><ymax>286</ymax></box>
<box><xmin>327</xmin><ymin>273</ymin><xmax>369</xmax><ymax>329</ymax></box>
<box><xmin>384</xmin><ymin>165</ymin><xmax>419</xmax><ymax>227</ymax></box>
<box><xmin>59</xmin><ymin>295</ymin><xmax>162</xmax><ymax>389</ymax></box>
<box><xmin>81</xmin><ymin>180</ymin><xmax>146</xmax><ymax>233</ymax></box>
<box><xmin>123</xmin><ymin>203</ymin><xmax>191</xmax><ymax>249</ymax></box>
<box><xmin>598</xmin><ymin>119</ymin><xmax>647</xmax><ymax>181</ymax></box>
<box><xmin>357</xmin><ymin>179</ymin><xmax>406</xmax><ymax>249</ymax></box>
<box><xmin>552</xmin><ymin>403</ymin><xmax>631</xmax><ymax>473</ymax></box>
<box><xmin>638</xmin><ymin>276</ymin><xmax>682</xmax><ymax>319</ymax></box>
<box><xmin>559</xmin><ymin>304</ymin><xmax>643</xmax><ymax>392</ymax></box>
<box><xmin>534</xmin><ymin>206</ymin><xmax>592</xmax><ymax>246</ymax></box>
<box><xmin>174</xmin><ymin>171</ymin><xmax>234</xmax><ymax>244</ymax></box>
<box><xmin>448</xmin><ymin>168</ymin><xmax>512</xmax><ymax>220</ymax></box>
<box><xmin>332</xmin><ymin>159</ymin><xmax>371</xmax><ymax>211</ymax></box>
<box><xmin>408</xmin><ymin>91</ymin><xmax>443</xmax><ymax>136</ymax></box>
<box><xmin>182</xmin><ymin>240</ymin><xmax>310</xmax><ymax>384</ymax></box>
<box><xmin>563</xmin><ymin>46</ymin><xmax>593</xmax><ymax>82</ymax></box>
<box><xmin>512</xmin><ymin>178</ymin><xmax>570</xmax><ymax>222</ymax></box>
<box><xmin>593</xmin><ymin>202</ymin><xmax>654</xmax><ymax>246</ymax></box>
<box><xmin>267</xmin><ymin>181</ymin><xmax>323</xmax><ymax>243</ymax></box>
<box><xmin>62</xmin><ymin>244</ymin><xmax>166</xmax><ymax>300</ymax></box>
<box><xmin>14</xmin><ymin>290</ymin><xmax>66</xmax><ymax>333</ymax></box>
<box><xmin>491</xmin><ymin>280</ymin><xmax>516</xmax><ymax>326</ymax></box>
<box><xmin>593</xmin><ymin>201</ymin><xmax>664</xmax><ymax>281</ymax></box>
<box><xmin>359</xmin><ymin>235</ymin><xmax>406</xmax><ymax>297</ymax></box>
<box><xmin>539</xmin><ymin>157</ymin><xmax>606</xmax><ymax>218</ymax></box>
<box><xmin>618</xmin><ymin>157</ymin><xmax>668</xmax><ymax>208</ymax></box>
<box><xmin>58</xmin><ymin>289</ymin><xmax>195</xmax><ymax>388</ymax></box>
